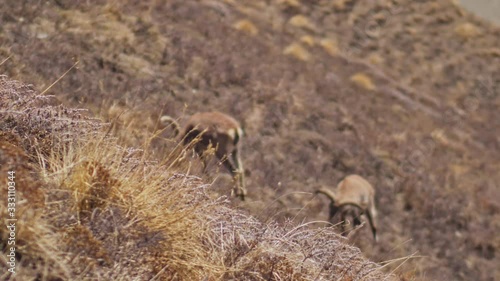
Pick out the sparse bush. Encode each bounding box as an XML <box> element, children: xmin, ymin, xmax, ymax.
<box><xmin>333</xmin><ymin>0</ymin><xmax>354</xmax><ymax>12</ymax></box>
<box><xmin>455</xmin><ymin>22</ymin><xmax>481</xmax><ymax>39</ymax></box>
<box><xmin>300</xmin><ymin>35</ymin><xmax>315</xmax><ymax>47</ymax></box>
<box><xmin>288</xmin><ymin>15</ymin><xmax>316</xmax><ymax>31</ymax></box>
<box><xmin>234</xmin><ymin>19</ymin><xmax>259</xmax><ymax>36</ymax></box>
<box><xmin>367</xmin><ymin>53</ymin><xmax>384</xmax><ymax>65</ymax></box>
<box><xmin>277</xmin><ymin>0</ymin><xmax>301</xmax><ymax>8</ymax></box>
<box><xmin>0</xmin><ymin>76</ymin><xmax>394</xmax><ymax>280</ymax></box>
<box><xmin>350</xmin><ymin>73</ymin><xmax>376</xmax><ymax>91</ymax></box>
<box><xmin>283</xmin><ymin>43</ymin><xmax>311</xmax><ymax>61</ymax></box>
<box><xmin>319</xmin><ymin>38</ymin><xmax>339</xmax><ymax>56</ymax></box>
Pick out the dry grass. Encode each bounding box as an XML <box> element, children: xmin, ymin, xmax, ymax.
<box><xmin>367</xmin><ymin>53</ymin><xmax>384</xmax><ymax>65</ymax></box>
<box><xmin>350</xmin><ymin>73</ymin><xmax>377</xmax><ymax>91</ymax></box>
<box><xmin>333</xmin><ymin>0</ymin><xmax>354</xmax><ymax>11</ymax></box>
<box><xmin>277</xmin><ymin>0</ymin><xmax>301</xmax><ymax>8</ymax></box>
<box><xmin>0</xmin><ymin>76</ymin><xmax>395</xmax><ymax>280</ymax></box>
<box><xmin>300</xmin><ymin>35</ymin><xmax>316</xmax><ymax>47</ymax></box>
<box><xmin>233</xmin><ymin>19</ymin><xmax>259</xmax><ymax>36</ymax></box>
<box><xmin>283</xmin><ymin>43</ymin><xmax>311</xmax><ymax>61</ymax></box>
<box><xmin>454</xmin><ymin>22</ymin><xmax>481</xmax><ymax>39</ymax></box>
<box><xmin>319</xmin><ymin>38</ymin><xmax>339</xmax><ymax>56</ymax></box>
<box><xmin>288</xmin><ymin>15</ymin><xmax>316</xmax><ymax>31</ymax></box>
<box><xmin>4</xmin><ymin>0</ymin><xmax>498</xmax><ymax>279</ymax></box>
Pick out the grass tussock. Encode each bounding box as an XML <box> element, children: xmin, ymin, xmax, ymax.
<box><xmin>319</xmin><ymin>38</ymin><xmax>339</xmax><ymax>56</ymax></box>
<box><xmin>333</xmin><ymin>0</ymin><xmax>354</xmax><ymax>11</ymax></box>
<box><xmin>283</xmin><ymin>43</ymin><xmax>311</xmax><ymax>61</ymax></box>
<box><xmin>288</xmin><ymin>15</ymin><xmax>316</xmax><ymax>31</ymax></box>
<box><xmin>367</xmin><ymin>53</ymin><xmax>384</xmax><ymax>65</ymax></box>
<box><xmin>0</xmin><ymin>75</ymin><xmax>394</xmax><ymax>280</ymax></box>
<box><xmin>277</xmin><ymin>0</ymin><xmax>301</xmax><ymax>8</ymax></box>
<box><xmin>454</xmin><ymin>22</ymin><xmax>481</xmax><ymax>39</ymax></box>
<box><xmin>300</xmin><ymin>35</ymin><xmax>316</xmax><ymax>47</ymax></box>
<box><xmin>350</xmin><ymin>73</ymin><xmax>377</xmax><ymax>91</ymax></box>
<box><xmin>233</xmin><ymin>19</ymin><xmax>259</xmax><ymax>36</ymax></box>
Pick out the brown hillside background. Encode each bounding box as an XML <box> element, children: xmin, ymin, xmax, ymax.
<box><xmin>1</xmin><ymin>0</ymin><xmax>499</xmax><ymax>280</ymax></box>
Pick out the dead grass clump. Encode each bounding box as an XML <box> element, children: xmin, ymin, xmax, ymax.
<box><xmin>233</xmin><ymin>19</ymin><xmax>259</xmax><ymax>36</ymax></box>
<box><xmin>319</xmin><ymin>38</ymin><xmax>339</xmax><ymax>56</ymax></box>
<box><xmin>333</xmin><ymin>0</ymin><xmax>355</xmax><ymax>12</ymax></box>
<box><xmin>288</xmin><ymin>15</ymin><xmax>316</xmax><ymax>31</ymax></box>
<box><xmin>454</xmin><ymin>22</ymin><xmax>481</xmax><ymax>39</ymax></box>
<box><xmin>368</xmin><ymin>53</ymin><xmax>385</xmax><ymax>65</ymax></box>
<box><xmin>0</xmin><ymin>75</ymin><xmax>103</xmax><ymax>158</ymax></box>
<box><xmin>38</xmin><ymin>117</ymin><xmax>219</xmax><ymax>279</ymax></box>
<box><xmin>300</xmin><ymin>35</ymin><xmax>315</xmax><ymax>47</ymax></box>
<box><xmin>206</xmin><ymin>211</ymin><xmax>390</xmax><ymax>280</ymax></box>
<box><xmin>0</xmin><ymin>136</ymin><xmax>68</xmax><ymax>280</ymax></box>
<box><xmin>115</xmin><ymin>53</ymin><xmax>155</xmax><ymax>77</ymax></box>
<box><xmin>350</xmin><ymin>73</ymin><xmax>377</xmax><ymax>91</ymax></box>
<box><xmin>59</xmin><ymin>9</ymin><xmax>135</xmax><ymax>44</ymax></box>
<box><xmin>283</xmin><ymin>43</ymin><xmax>311</xmax><ymax>61</ymax></box>
<box><xmin>431</xmin><ymin>129</ymin><xmax>450</xmax><ymax>146</ymax></box>
<box><xmin>0</xmin><ymin>76</ymin><xmax>213</xmax><ymax>279</ymax></box>
<box><xmin>61</xmin><ymin>225</ymin><xmax>112</xmax><ymax>266</ymax></box>
<box><xmin>103</xmin><ymin>101</ymin><xmax>159</xmax><ymax>147</ymax></box>
<box><xmin>277</xmin><ymin>0</ymin><xmax>301</xmax><ymax>8</ymax></box>
<box><xmin>0</xmin><ymin>76</ymin><xmax>395</xmax><ymax>280</ymax></box>
<box><xmin>0</xmin><ymin>138</ymin><xmax>45</xmax><ymax>207</ymax></box>
<box><xmin>67</xmin><ymin>161</ymin><xmax>118</xmax><ymax>221</ymax></box>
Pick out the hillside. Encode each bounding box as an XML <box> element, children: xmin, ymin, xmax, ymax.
<box><xmin>1</xmin><ymin>75</ymin><xmax>397</xmax><ymax>280</ymax></box>
<box><xmin>1</xmin><ymin>0</ymin><xmax>499</xmax><ymax>280</ymax></box>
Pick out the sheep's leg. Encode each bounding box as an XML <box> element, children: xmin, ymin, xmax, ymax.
<box><xmin>201</xmin><ymin>157</ymin><xmax>208</xmax><ymax>174</ymax></box>
<box><xmin>328</xmin><ymin>203</ymin><xmax>339</xmax><ymax>223</ymax></box>
<box><xmin>231</xmin><ymin>149</ymin><xmax>246</xmax><ymax>200</ymax></box>
<box><xmin>195</xmin><ymin>147</ymin><xmax>209</xmax><ymax>174</ymax></box>
<box><xmin>340</xmin><ymin>212</ymin><xmax>348</xmax><ymax>236</ymax></box>
<box><xmin>221</xmin><ymin>155</ymin><xmax>245</xmax><ymax>201</ymax></box>
<box><xmin>365</xmin><ymin>209</ymin><xmax>378</xmax><ymax>242</ymax></box>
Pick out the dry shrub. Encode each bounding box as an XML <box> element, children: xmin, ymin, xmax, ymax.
<box><xmin>283</xmin><ymin>43</ymin><xmax>311</xmax><ymax>61</ymax></box>
<box><xmin>430</xmin><ymin>129</ymin><xmax>450</xmax><ymax>146</ymax></box>
<box><xmin>115</xmin><ymin>53</ymin><xmax>155</xmax><ymax>77</ymax></box>
<box><xmin>233</xmin><ymin>19</ymin><xmax>259</xmax><ymax>36</ymax></box>
<box><xmin>59</xmin><ymin>9</ymin><xmax>135</xmax><ymax>44</ymax></box>
<box><xmin>368</xmin><ymin>53</ymin><xmax>384</xmax><ymax>65</ymax></box>
<box><xmin>333</xmin><ymin>0</ymin><xmax>354</xmax><ymax>11</ymax></box>
<box><xmin>288</xmin><ymin>15</ymin><xmax>316</xmax><ymax>31</ymax></box>
<box><xmin>0</xmin><ymin>76</ymin><xmax>94</xmax><ymax>280</ymax></box>
<box><xmin>300</xmin><ymin>35</ymin><xmax>315</xmax><ymax>47</ymax></box>
<box><xmin>208</xmin><ymin>213</ymin><xmax>390</xmax><ymax>280</ymax></box>
<box><xmin>0</xmin><ymin>131</ymin><xmax>68</xmax><ymax>280</ymax></box>
<box><xmin>350</xmin><ymin>73</ymin><xmax>377</xmax><ymax>91</ymax></box>
<box><xmin>0</xmin><ymin>75</ymin><xmax>216</xmax><ymax>279</ymax></box>
<box><xmin>67</xmin><ymin>161</ymin><xmax>117</xmax><ymax>221</ymax></box>
<box><xmin>0</xmin><ymin>76</ymin><xmax>395</xmax><ymax>280</ymax></box>
<box><xmin>319</xmin><ymin>38</ymin><xmax>339</xmax><ymax>56</ymax></box>
<box><xmin>277</xmin><ymin>0</ymin><xmax>301</xmax><ymax>8</ymax></box>
<box><xmin>0</xmin><ymin>75</ymin><xmax>103</xmax><ymax>158</ymax></box>
<box><xmin>455</xmin><ymin>22</ymin><xmax>481</xmax><ymax>39</ymax></box>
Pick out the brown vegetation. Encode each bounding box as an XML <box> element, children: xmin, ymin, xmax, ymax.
<box><xmin>1</xmin><ymin>0</ymin><xmax>499</xmax><ymax>280</ymax></box>
<box><xmin>0</xmin><ymin>77</ymin><xmax>391</xmax><ymax>279</ymax></box>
